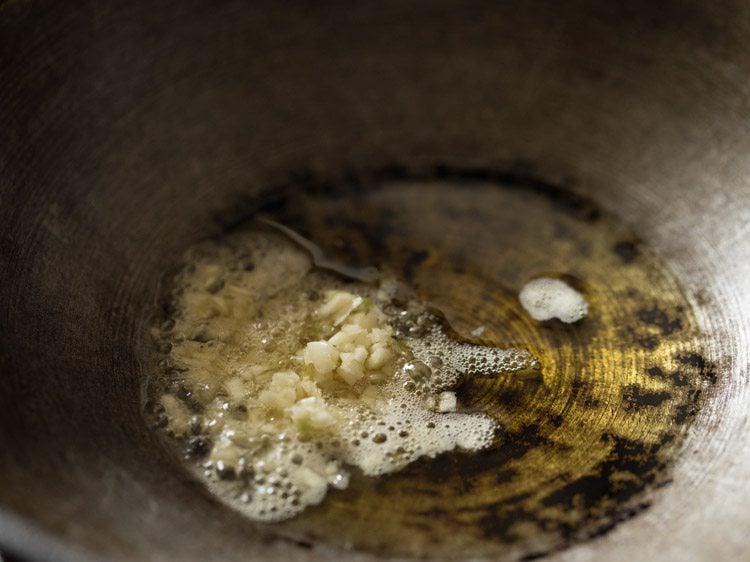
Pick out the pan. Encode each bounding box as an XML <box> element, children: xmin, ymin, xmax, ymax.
<box><xmin>0</xmin><ymin>1</ymin><xmax>748</xmax><ymax>561</ymax></box>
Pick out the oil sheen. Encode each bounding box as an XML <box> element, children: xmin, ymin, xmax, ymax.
<box><xmin>146</xmin><ymin>172</ymin><xmax>713</xmax><ymax>559</ymax></box>
<box><xmin>152</xmin><ymin>230</ymin><xmax>537</xmax><ymax>522</ymax></box>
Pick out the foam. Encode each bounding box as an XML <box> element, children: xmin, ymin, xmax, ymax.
<box><xmin>518</xmin><ymin>277</ymin><xmax>588</xmax><ymax>323</ymax></box>
<box><xmin>154</xmin><ymin>229</ymin><xmax>539</xmax><ymax>522</ymax></box>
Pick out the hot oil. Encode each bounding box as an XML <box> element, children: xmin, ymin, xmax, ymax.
<box><xmin>146</xmin><ymin>171</ymin><xmax>713</xmax><ymax>559</ymax></box>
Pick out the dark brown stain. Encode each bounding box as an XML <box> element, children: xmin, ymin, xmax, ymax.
<box><xmin>403</xmin><ymin>250</ymin><xmax>430</xmax><ymax>281</ymax></box>
<box><xmin>637</xmin><ymin>306</ymin><xmax>683</xmax><ymax>336</ymax></box>
<box><xmin>622</xmin><ymin>385</ymin><xmax>673</xmax><ymax>410</ymax></box>
<box><xmin>678</xmin><ymin>353</ymin><xmax>718</xmax><ymax>385</ymax></box>
<box><xmin>612</xmin><ymin>240</ymin><xmax>640</xmax><ymax>264</ymax></box>
<box><xmin>637</xmin><ymin>334</ymin><xmax>660</xmax><ymax>350</ymax></box>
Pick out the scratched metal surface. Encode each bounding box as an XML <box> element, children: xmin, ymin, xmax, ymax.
<box><xmin>0</xmin><ymin>1</ymin><xmax>748</xmax><ymax>561</ymax></box>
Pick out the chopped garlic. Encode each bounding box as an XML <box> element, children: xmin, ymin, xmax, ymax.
<box><xmin>337</xmin><ymin>350</ymin><xmax>366</xmax><ymax>385</ymax></box>
<box><xmin>316</xmin><ymin>291</ymin><xmax>363</xmax><ymax>325</ymax></box>
<box><xmin>160</xmin><ymin>394</ymin><xmax>191</xmax><ymax>436</ymax></box>
<box><xmin>304</xmin><ymin>341</ymin><xmax>339</xmax><ymax>374</ymax></box>
<box><xmin>365</xmin><ymin>343</ymin><xmax>392</xmax><ymax>370</ymax></box>
<box><xmin>156</xmin><ymin>230</ymin><xmax>536</xmax><ymax>524</ymax></box>
<box><xmin>289</xmin><ymin>397</ymin><xmax>337</xmax><ymax>431</ymax></box>
<box><xmin>224</xmin><ymin>377</ymin><xmax>247</xmax><ymax>402</ymax></box>
<box><xmin>259</xmin><ymin>371</ymin><xmax>300</xmax><ymax>411</ymax></box>
<box><xmin>438</xmin><ymin>391</ymin><xmax>457</xmax><ymax>413</ymax></box>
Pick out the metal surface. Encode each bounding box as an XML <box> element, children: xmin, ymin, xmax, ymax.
<box><xmin>0</xmin><ymin>1</ymin><xmax>748</xmax><ymax>561</ymax></box>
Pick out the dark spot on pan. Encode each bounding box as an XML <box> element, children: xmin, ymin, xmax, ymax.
<box><xmin>670</xmin><ymin>369</ymin><xmax>689</xmax><ymax>387</ymax></box>
<box><xmin>647</xmin><ymin>364</ymin><xmax>690</xmax><ymax>388</ymax></box>
<box><xmin>637</xmin><ymin>334</ymin><xmax>659</xmax><ymax>350</ymax></box>
<box><xmin>430</xmin><ymin>165</ymin><xmax>599</xmax><ymax>223</ymax></box>
<box><xmin>673</xmin><ymin>403</ymin><xmax>696</xmax><ymax>425</ymax></box>
<box><xmin>658</xmin><ymin>433</ymin><xmax>675</xmax><ymax>446</ymax></box>
<box><xmin>569</xmin><ymin>378</ymin><xmax>601</xmax><ymax>408</ymax></box>
<box><xmin>637</xmin><ymin>306</ymin><xmax>682</xmax><ymax>336</ymax></box>
<box><xmin>541</xmin><ymin>475</ymin><xmax>611</xmax><ymax>510</ymax></box>
<box><xmin>587</xmin><ymin>501</ymin><xmax>652</xmax><ymax>539</ymax></box>
<box><xmin>546</xmin><ymin>434</ymin><xmax>663</xmax><ymax>507</ymax></box>
<box><xmin>477</xmin><ymin>505</ymin><xmax>538</xmax><ymax>543</ymax></box>
<box><xmin>494</xmin><ymin>388</ymin><xmax>525</xmax><ymax>408</ymax></box>
<box><xmin>403</xmin><ymin>249</ymin><xmax>429</xmax><ymax>281</ymax></box>
<box><xmin>569</xmin><ymin>378</ymin><xmax>587</xmax><ymax>397</ymax></box>
<box><xmin>495</xmin><ymin>468</ymin><xmax>518</xmax><ymax>483</ymax></box>
<box><xmin>474</xmin><ymin>432</ymin><xmax>672</xmax><ymax>546</ymax></box>
<box><xmin>647</xmin><ymin>366</ymin><xmax>666</xmax><ymax>380</ymax></box>
<box><xmin>622</xmin><ymin>385</ymin><xmax>672</xmax><ymax>410</ymax></box>
<box><xmin>612</xmin><ymin>240</ymin><xmax>640</xmax><ymax>263</ymax></box>
<box><xmin>583</xmin><ymin>396</ymin><xmax>602</xmax><ymax>408</ymax></box>
<box><xmin>655</xmin><ymin>477</ymin><xmax>674</xmax><ymax>489</ymax></box>
<box><xmin>677</xmin><ymin>353</ymin><xmax>717</xmax><ymax>384</ymax></box>
<box><xmin>370</xmin><ymin>163</ymin><xmax>410</xmax><ymax>182</ymax></box>
<box><xmin>281</xmin><ymin>537</ymin><xmax>314</xmax><ymax>550</ymax></box>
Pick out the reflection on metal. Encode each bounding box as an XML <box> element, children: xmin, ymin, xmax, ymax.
<box><xmin>225</xmin><ymin>170</ymin><xmax>716</xmax><ymax>559</ymax></box>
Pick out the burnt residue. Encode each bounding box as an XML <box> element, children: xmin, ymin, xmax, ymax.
<box><xmin>637</xmin><ymin>306</ymin><xmax>683</xmax><ymax>336</ymax></box>
<box><xmin>493</xmin><ymin>388</ymin><xmax>525</xmax><ymax>409</ymax></box>
<box><xmin>570</xmin><ymin>378</ymin><xmax>602</xmax><ymax>409</ymax></box>
<box><xmin>479</xmin><ymin>433</ymin><xmax>668</xmax><ymax>553</ymax></box>
<box><xmin>678</xmin><ymin>352</ymin><xmax>718</xmax><ymax>385</ymax></box>
<box><xmin>495</xmin><ymin>468</ymin><xmax>519</xmax><ymax>483</ymax></box>
<box><xmin>622</xmin><ymin>304</ymin><xmax>688</xmax><ymax>352</ymax></box>
<box><xmin>612</xmin><ymin>240</ymin><xmax>640</xmax><ymax>263</ymax></box>
<box><xmin>636</xmin><ymin>334</ymin><xmax>660</xmax><ymax>350</ymax></box>
<box><xmin>647</xmin><ymin>365</ymin><xmax>689</xmax><ymax>387</ymax></box>
<box><xmin>586</xmin><ymin>500</ymin><xmax>652</xmax><ymax>539</ymax></box>
<box><xmin>477</xmin><ymin>504</ymin><xmax>540</xmax><ymax>544</ymax></box>
<box><xmin>403</xmin><ymin>424</ymin><xmax>555</xmax><ymax>486</ymax></box>
<box><xmin>403</xmin><ymin>249</ymin><xmax>430</xmax><ymax>281</ymax></box>
<box><xmin>540</xmin><ymin>434</ymin><xmax>662</xmax><ymax>509</ymax></box>
<box><xmin>670</xmin><ymin>369</ymin><xmax>690</xmax><ymax>387</ymax></box>
<box><xmin>622</xmin><ymin>384</ymin><xmax>672</xmax><ymax>410</ymax></box>
<box><xmin>431</xmin><ymin>164</ymin><xmax>601</xmax><ymax>223</ymax></box>
<box><xmin>646</xmin><ymin>366</ymin><xmax>666</xmax><ymax>380</ymax></box>
<box><xmin>218</xmin><ymin>163</ymin><xmax>603</xmax><ymax>237</ymax></box>
<box><xmin>672</xmin><ymin>402</ymin><xmax>696</xmax><ymax>425</ymax></box>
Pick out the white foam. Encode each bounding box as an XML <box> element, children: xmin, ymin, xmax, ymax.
<box><xmin>518</xmin><ymin>277</ymin><xmax>588</xmax><ymax>323</ymax></box>
<box><xmin>157</xmin><ymin>230</ymin><xmax>539</xmax><ymax>522</ymax></box>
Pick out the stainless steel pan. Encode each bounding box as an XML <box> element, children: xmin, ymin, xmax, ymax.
<box><xmin>0</xmin><ymin>1</ymin><xmax>748</xmax><ymax>560</ymax></box>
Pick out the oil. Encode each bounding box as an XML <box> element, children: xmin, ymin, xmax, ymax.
<box><xmin>145</xmin><ymin>169</ymin><xmax>713</xmax><ymax>559</ymax></box>
<box><xmin>149</xmin><ymin>229</ymin><xmax>539</xmax><ymax>522</ymax></box>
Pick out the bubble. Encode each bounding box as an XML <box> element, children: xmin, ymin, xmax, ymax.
<box><xmin>403</xmin><ymin>360</ymin><xmax>432</xmax><ymax>382</ymax></box>
<box><xmin>427</xmin><ymin>355</ymin><xmax>443</xmax><ymax>369</ymax></box>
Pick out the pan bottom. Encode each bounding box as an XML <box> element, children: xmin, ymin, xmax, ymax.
<box><xmin>145</xmin><ymin>168</ymin><xmax>714</xmax><ymax>559</ymax></box>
